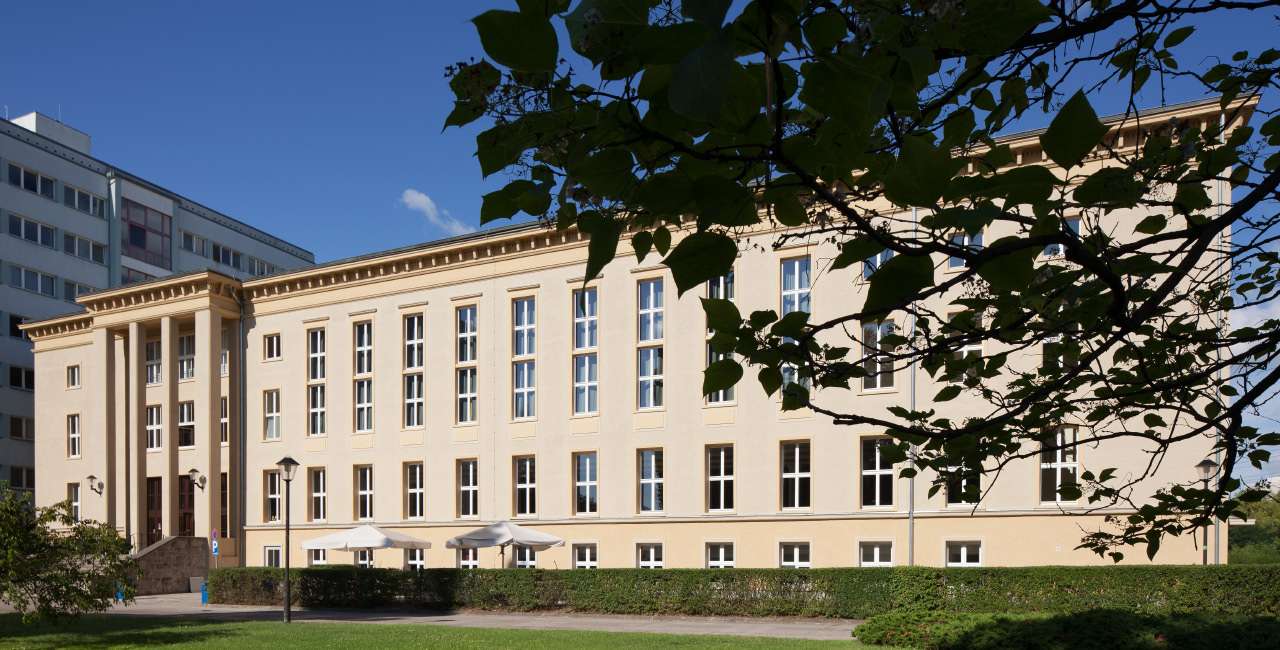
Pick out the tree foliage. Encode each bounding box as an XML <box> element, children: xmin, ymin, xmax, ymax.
<box><xmin>446</xmin><ymin>0</ymin><xmax>1280</xmax><ymax>559</ymax></box>
<box><xmin>0</xmin><ymin>485</ymin><xmax>137</xmax><ymax>624</ymax></box>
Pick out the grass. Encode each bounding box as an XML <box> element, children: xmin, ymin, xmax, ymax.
<box><xmin>0</xmin><ymin>614</ymin><xmax>870</xmax><ymax>650</ymax></box>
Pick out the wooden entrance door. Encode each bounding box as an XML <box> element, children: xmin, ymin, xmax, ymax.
<box><xmin>146</xmin><ymin>477</ymin><xmax>163</xmax><ymax>546</ymax></box>
<box><xmin>178</xmin><ymin>475</ymin><xmax>195</xmax><ymax>537</ymax></box>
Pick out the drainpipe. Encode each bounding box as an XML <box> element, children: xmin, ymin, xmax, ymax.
<box><xmin>233</xmin><ymin>287</ymin><xmax>247</xmax><ymax>564</ymax></box>
<box><xmin>908</xmin><ymin>206</ymin><xmax>918</xmax><ymax>567</ymax></box>
<box><xmin>1215</xmin><ymin>110</ymin><xmax>1226</xmax><ymax>565</ymax></box>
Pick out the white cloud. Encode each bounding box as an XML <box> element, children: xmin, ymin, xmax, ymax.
<box><xmin>400</xmin><ymin>189</ymin><xmax>473</xmax><ymax>237</ymax></box>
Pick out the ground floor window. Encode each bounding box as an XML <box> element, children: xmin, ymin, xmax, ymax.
<box><xmin>780</xmin><ymin>542</ymin><xmax>811</xmax><ymax>568</ymax></box>
<box><xmin>513</xmin><ymin>546</ymin><xmax>536</xmax><ymax>568</ymax></box>
<box><xmin>264</xmin><ymin>546</ymin><xmax>281</xmax><ymax>568</ymax></box>
<box><xmin>946</xmin><ymin>541</ymin><xmax>982</xmax><ymax>567</ymax></box>
<box><xmin>637</xmin><ymin>543</ymin><xmax>663</xmax><ymax>569</ymax></box>
<box><xmin>355</xmin><ymin>550</ymin><xmax>374</xmax><ymax>568</ymax></box>
<box><xmin>458</xmin><ymin>548</ymin><xmax>479</xmax><ymax>569</ymax></box>
<box><xmin>573</xmin><ymin>544</ymin><xmax>598</xmax><ymax>569</ymax></box>
<box><xmin>309</xmin><ymin>549</ymin><xmax>327</xmax><ymax>566</ymax></box>
<box><xmin>859</xmin><ymin>541</ymin><xmax>893</xmax><ymax>567</ymax></box>
<box><xmin>706</xmin><ymin>543</ymin><xmax>734</xmax><ymax>568</ymax></box>
<box><xmin>406</xmin><ymin>548</ymin><xmax>425</xmax><ymax>570</ymax></box>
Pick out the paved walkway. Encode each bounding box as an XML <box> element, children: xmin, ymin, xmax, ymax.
<box><xmin>94</xmin><ymin>593</ymin><xmax>859</xmax><ymax>641</ymax></box>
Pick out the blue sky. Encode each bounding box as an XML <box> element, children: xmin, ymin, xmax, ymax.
<box><xmin>6</xmin><ymin>2</ymin><xmax>1277</xmax><ymax>481</ymax></box>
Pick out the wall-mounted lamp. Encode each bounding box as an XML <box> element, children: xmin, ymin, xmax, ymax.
<box><xmin>187</xmin><ymin>468</ymin><xmax>207</xmax><ymax>491</ymax></box>
<box><xmin>86</xmin><ymin>475</ymin><xmax>104</xmax><ymax>495</ymax></box>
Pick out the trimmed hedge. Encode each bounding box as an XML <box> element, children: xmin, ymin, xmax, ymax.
<box><xmin>208</xmin><ymin>564</ymin><xmax>1280</xmax><ymax>618</ymax></box>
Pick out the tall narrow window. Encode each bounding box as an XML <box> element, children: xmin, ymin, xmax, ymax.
<box><xmin>863</xmin><ymin>249</ymin><xmax>894</xmax><ymax>280</ymax></box>
<box><xmin>515</xmin><ymin>456</ymin><xmax>536</xmax><ymax>517</ymax></box>
<box><xmin>781</xmin><ymin>442</ymin><xmax>811</xmax><ymax>510</ymax></box>
<box><xmin>354</xmin><ymin>379</ymin><xmax>373</xmax><ymax>432</ymax></box>
<box><xmin>264</xmin><ymin>334</ymin><xmax>282</xmax><ymax>360</ymax></box>
<box><xmin>706</xmin><ymin>344</ymin><xmax>735</xmax><ymax>404</ymax></box>
<box><xmin>220</xmin><ymin>397</ymin><xmax>229</xmax><ymax>445</ymax></box>
<box><xmin>573</xmin><ymin>288</ymin><xmax>598</xmax><ymax>415</ymax></box>
<box><xmin>574</xmin><ymin>452</ymin><xmax>598</xmax><ymax>515</ymax></box>
<box><xmin>178</xmin><ymin>401</ymin><xmax>195</xmax><ymax>447</ymax></box>
<box><xmin>781</xmin><ymin>259</ymin><xmax>811</xmax><ymax>387</ymax></box>
<box><xmin>1040</xmin><ymin>426</ymin><xmax>1079</xmax><ymax>504</ymax></box>
<box><xmin>947</xmin><ymin>313</ymin><xmax>983</xmax><ymax>386</ymax></box>
<box><xmin>638</xmin><ymin>279</ymin><xmax>664</xmax><ymax>340</ymax></box>
<box><xmin>404</xmin><ymin>315</ymin><xmax>424</xmax><ymax>428</ymax></box>
<box><xmin>458</xmin><ymin>460</ymin><xmax>479</xmax><ymax>518</ymax></box>
<box><xmin>637</xmin><ymin>280</ymin><xmax>665</xmax><ymax>409</ymax></box>
<box><xmin>513</xmin><ymin>297</ymin><xmax>536</xmax><ymax>419</ymax></box>
<box><xmin>406</xmin><ymin>463</ymin><xmax>424</xmax><ymax>519</ymax></box>
<box><xmin>708</xmin><ymin>446</ymin><xmax>735</xmax><ymax>511</ymax></box>
<box><xmin>706</xmin><ymin>543</ymin><xmax>734</xmax><ymax>568</ymax></box>
<box><xmin>946</xmin><ymin>462</ymin><xmax>980</xmax><ymax>506</ymax></box>
<box><xmin>221</xmin><ymin>473</ymin><xmax>230</xmax><ymax>534</ymax></box>
<box><xmin>310</xmin><ymin>469</ymin><xmax>327</xmax><ymax>521</ymax></box>
<box><xmin>862</xmin><ymin>321</ymin><xmax>896</xmax><ymax>391</ymax></box>
<box><xmin>220</xmin><ymin>328</ymin><xmax>229</xmax><ymax>375</ymax></box>
<box><xmin>637</xmin><ymin>544</ymin><xmax>664</xmax><ymax>569</ymax></box>
<box><xmin>307</xmin><ymin>329</ymin><xmax>326</xmax><ymax>436</ymax></box>
<box><xmin>862</xmin><ymin>438</ymin><xmax>895</xmax><ymax>507</ymax></box>
<box><xmin>177</xmin><ymin>334</ymin><xmax>195</xmax><ymax>380</ymax></box>
<box><xmin>263</xmin><ymin>390</ymin><xmax>280</xmax><ymax>441</ymax></box>
<box><xmin>639</xmin><ymin>449</ymin><xmax>663</xmax><ymax>513</ymax></box>
<box><xmin>266</xmin><ymin>471</ymin><xmax>281</xmax><ymax>522</ymax></box>
<box><xmin>354</xmin><ymin>322</ymin><xmax>373</xmax><ymax>432</ymax></box>
<box><xmin>67</xmin><ymin>414</ymin><xmax>81</xmax><ymax>458</ymax></box>
<box><xmin>145</xmin><ymin>340</ymin><xmax>162</xmax><ymax>384</ymax></box>
<box><xmin>68</xmin><ymin>484</ymin><xmax>81</xmax><ymax>522</ymax></box>
<box><xmin>67</xmin><ymin>365</ymin><xmax>81</xmax><ymax>388</ymax></box>
<box><xmin>146</xmin><ymin>405</ymin><xmax>163</xmax><ymax>450</ymax></box>
<box><xmin>780</xmin><ymin>543</ymin><xmax>811</xmax><ymax>568</ymax></box>
<box><xmin>354</xmin><ymin>322</ymin><xmax>373</xmax><ymax>374</ymax></box>
<box><xmin>355</xmin><ymin>466</ymin><xmax>374</xmax><ymax>521</ymax></box>
<box><xmin>949</xmin><ymin>231</ymin><xmax>984</xmax><ymax>268</ymax></box>
<box><xmin>574</xmin><ymin>544</ymin><xmax>598</xmax><ymax>569</ymax></box>
<box><xmin>457</xmin><ymin>307</ymin><xmax>478</xmax><ymax>424</ymax></box>
<box><xmin>706</xmin><ymin>273</ymin><xmax>736</xmax><ymax>404</ymax></box>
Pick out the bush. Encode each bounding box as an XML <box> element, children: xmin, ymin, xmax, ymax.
<box><xmin>207</xmin><ymin>567</ymin><xmax>283</xmax><ymax>606</ymax></box>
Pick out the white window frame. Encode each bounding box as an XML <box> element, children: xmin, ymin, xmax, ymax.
<box><xmin>705</xmin><ymin>343</ymin><xmax>735</xmax><ymax>404</ymax></box>
<box><xmin>264</xmin><ymin>546</ymin><xmax>282</xmax><ymax>568</ymax></box>
<box><xmin>263</xmin><ymin>390</ymin><xmax>281</xmax><ymax>441</ymax></box>
<box><xmin>67</xmin><ymin>365</ymin><xmax>80</xmax><ymax>388</ymax></box>
<box><xmin>354</xmin><ymin>322</ymin><xmax>373</xmax><ymax>375</ymax></box>
<box><xmin>859</xmin><ymin>541</ymin><xmax>894</xmax><ymax>567</ymax></box>
<box><xmin>146</xmin><ymin>405</ymin><xmax>163</xmax><ymax>450</ymax></box>
<box><xmin>308</xmin><ymin>329</ymin><xmax>326</xmax><ymax>436</ymax></box>
<box><xmin>355</xmin><ymin>466</ymin><xmax>374</xmax><ymax>521</ymax></box>
<box><xmin>862</xmin><ymin>320</ymin><xmax>896</xmax><ymax>391</ymax></box>
<box><xmin>514</xmin><ymin>297</ymin><xmax>536</xmax><ymax>356</ymax></box>
<box><xmin>638</xmin><ymin>347</ymin><xmax>663</xmax><ymax>409</ymax></box>
<box><xmin>178</xmin><ymin>400</ymin><xmax>196</xmax><ymax>448</ymax></box>
<box><xmin>1040</xmin><ymin>426</ymin><xmax>1079</xmax><ymax>504</ymax></box>
<box><xmin>458</xmin><ymin>459</ymin><xmax>479</xmax><ymax>518</ymax></box>
<box><xmin>63</xmin><ymin>280</ymin><xmax>94</xmax><ymax>302</ymax></box>
<box><xmin>706</xmin><ymin>543</ymin><xmax>735</xmax><ymax>568</ymax></box>
<box><xmin>456</xmin><ymin>368</ymin><xmax>478</xmax><ymax>424</ymax></box>
<box><xmin>179</xmin><ymin>333</ymin><xmax>197</xmax><ymax>383</ymax></box>
<box><xmin>637</xmin><ymin>543</ymin><xmax>664</xmax><ymax>569</ymax></box>
<box><xmin>946</xmin><ymin>463</ymin><xmax>980</xmax><ymax>506</ymax></box>
<box><xmin>863</xmin><ymin>248</ymin><xmax>894</xmax><ymax>279</ymax></box>
<box><xmin>180</xmin><ymin>231</ymin><xmax>206</xmax><ymax>255</ymax></box>
<box><xmin>573</xmin><ymin>288</ymin><xmax>598</xmax><ymax>416</ymax></box>
<box><xmin>947</xmin><ymin>313</ymin><xmax>983</xmax><ymax>386</ymax></box>
<box><xmin>458</xmin><ymin>548</ymin><xmax>479</xmax><ymax>569</ymax></box>
<box><xmin>356</xmin><ymin>550</ymin><xmax>374</xmax><ymax>568</ymax></box>
<box><xmin>68</xmin><ymin>484</ymin><xmax>81</xmax><ymax>522</ymax></box>
<box><xmin>574</xmin><ymin>452</ymin><xmax>598</xmax><ymax>515</ymax></box>
<box><xmin>514</xmin><ymin>360</ymin><xmax>536</xmax><ymax>420</ymax></box>
<box><xmin>67</xmin><ymin>414</ymin><xmax>81</xmax><ymax>458</ymax></box>
<box><xmin>308</xmin><ymin>328</ymin><xmax>326</xmax><ymax>380</ymax></box>
<box><xmin>266</xmin><ymin>471</ymin><xmax>281</xmax><ymax>523</ymax></box>
<box><xmin>406</xmin><ymin>462</ymin><xmax>425</xmax><ymax>519</ymax></box>
<box><xmin>310</xmin><ymin>549</ymin><xmax>328</xmax><ymax>566</ymax></box>
<box><xmin>64</xmin><ymin>185</ymin><xmax>106</xmax><ymax>217</ymax></box>
<box><xmin>862</xmin><ymin>437</ymin><xmax>895</xmax><ymax>508</ymax></box>
<box><xmin>514</xmin><ymin>546</ymin><xmax>537</xmax><ymax>568</ymax></box>
<box><xmin>406</xmin><ymin>548</ymin><xmax>426</xmax><ymax>570</ymax></box>
<box><xmin>145</xmin><ymin>340</ymin><xmax>163</xmax><ymax>385</ymax></box>
<box><xmin>781</xmin><ymin>258</ymin><xmax>811</xmax><ymax>316</ymax></box>
<box><xmin>946</xmin><ymin>540</ymin><xmax>983</xmax><ymax>567</ymax></box>
<box><xmin>515</xmin><ymin>456</ymin><xmax>536</xmax><ymax>517</ymax></box>
<box><xmin>573</xmin><ymin>544</ymin><xmax>598</xmax><ymax>569</ymax></box>
<box><xmin>780</xmin><ymin>543</ymin><xmax>811</xmax><ymax>569</ymax></box>
<box><xmin>310</xmin><ymin>468</ymin><xmax>327</xmax><ymax>521</ymax></box>
<box><xmin>220</xmin><ymin>397</ymin><xmax>229</xmax><ymax>445</ymax></box>
<box><xmin>638</xmin><ymin>279</ymin><xmax>664</xmax><ymax>342</ymax></box>
<box><xmin>405</xmin><ymin>314</ymin><xmax>424</xmax><ymax>369</ymax></box>
<box><xmin>708</xmin><ymin>445</ymin><xmax>734</xmax><ymax>512</ymax></box>
<box><xmin>457</xmin><ymin>306</ymin><xmax>478</xmax><ymax>424</ymax></box>
<box><xmin>948</xmin><ymin>231</ymin><xmax>984</xmax><ymax>269</ymax></box>
<box><xmin>573</xmin><ymin>353</ymin><xmax>598</xmax><ymax>415</ymax></box>
<box><xmin>64</xmin><ymin>233</ymin><xmax>106</xmax><ymax>264</ymax></box>
<box><xmin>639</xmin><ymin>449</ymin><xmax>663</xmax><ymax>513</ymax></box>
<box><xmin>263</xmin><ymin>333</ymin><xmax>282</xmax><ymax>361</ymax></box>
<box><xmin>404</xmin><ymin>373</ymin><xmax>424</xmax><ymax>428</ymax></box>
<box><xmin>354</xmin><ymin>378</ymin><xmax>373</xmax><ymax>432</ymax></box>
<box><xmin>7</xmin><ymin>162</ymin><xmax>54</xmax><ymax>199</ymax></box>
<box><xmin>457</xmin><ymin>306</ymin><xmax>478</xmax><ymax>363</ymax></box>
<box><xmin>574</xmin><ymin>288</ymin><xmax>598</xmax><ymax>349</ymax></box>
<box><xmin>1043</xmin><ymin>217</ymin><xmax>1081</xmax><ymax>257</ymax></box>
<box><xmin>220</xmin><ymin>328</ymin><xmax>229</xmax><ymax>376</ymax></box>
<box><xmin>781</xmin><ymin>441</ymin><xmax>811</xmax><ymax>510</ymax></box>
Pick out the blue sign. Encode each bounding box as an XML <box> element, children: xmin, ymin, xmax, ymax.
<box><xmin>211</xmin><ymin>540</ymin><xmax>219</xmax><ymax>556</ymax></box>
<box><xmin>212</xmin><ymin>529</ymin><xmax>218</xmax><ymax>540</ymax></box>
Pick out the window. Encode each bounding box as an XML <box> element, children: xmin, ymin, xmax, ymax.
<box><xmin>947</xmin><ymin>313</ymin><xmax>983</xmax><ymax>385</ymax></box>
<box><xmin>781</xmin><ymin>442</ymin><xmax>811</xmax><ymax>510</ymax></box>
<box><xmin>638</xmin><ymin>348</ymin><xmax>664</xmax><ymax>409</ymax></box>
<box><xmin>946</xmin><ymin>541</ymin><xmax>982</xmax><ymax>567</ymax></box>
<box><xmin>7</xmin><ymin>163</ymin><xmax>54</xmax><ymax>199</ymax></box>
<box><xmin>637</xmin><ymin>280</ymin><xmax>665</xmax><ymax>410</ymax></box>
<box><xmin>780</xmin><ymin>543</ymin><xmax>811</xmax><ymax>568</ymax></box>
<box><xmin>458</xmin><ymin>548</ymin><xmax>479</xmax><ymax>569</ymax></box>
<box><xmin>861</xmin><ymin>321</ymin><xmax>896</xmax><ymax>391</ymax></box>
<box><xmin>946</xmin><ymin>463</ymin><xmax>980</xmax><ymax>506</ymax></box>
<box><xmin>307</xmin><ymin>329</ymin><xmax>326</xmax><ymax>436</ymax></box>
<box><xmin>708</xmin><ymin>446</ymin><xmax>734</xmax><ymax>511</ymax></box>
<box><xmin>863</xmin><ymin>249</ymin><xmax>894</xmax><ymax>280</ymax></box>
<box><xmin>263</xmin><ymin>390</ymin><xmax>280</xmax><ymax>441</ymax></box>
<box><xmin>406</xmin><ymin>549</ymin><xmax>426</xmax><ymax>571</ymax></box>
<box><xmin>264</xmin><ymin>547</ymin><xmax>282</xmax><ymax>568</ymax></box>
<box><xmin>457</xmin><ymin>307</ymin><xmax>478</xmax><ymax>424</ymax></box>
<box><xmin>707</xmin><ymin>272</ymin><xmax>735</xmax><ymax>302</ymax></box>
<box><xmin>1042</xmin><ymin>324</ymin><xmax>1080</xmax><ymax>373</ymax></box>
<box><xmin>122</xmin><ymin>267</ymin><xmax>156</xmax><ymax>285</ymax></box>
<box><xmin>405</xmin><ymin>315</ymin><xmax>424</xmax><ymax>369</ymax></box>
<box><xmin>353</xmin><ymin>322</ymin><xmax>374</xmax><ymax>432</ymax></box>
<box><xmin>264</xmin><ymin>334</ymin><xmax>281</xmax><ymax>360</ymax></box>
<box><xmin>64</xmin><ymin>281</ymin><xmax>94</xmax><ymax>302</ymax></box>
<box><xmin>404</xmin><ymin>374</ymin><xmax>424</xmax><ymax>428</ymax></box>
<box><xmin>68</xmin><ymin>484</ymin><xmax>81</xmax><ymax>522</ymax></box>
<box><xmin>406</xmin><ymin>463</ymin><xmax>424</xmax><ymax>519</ymax></box>
<box><xmin>310</xmin><ymin>549</ymin><xmax>328</xmax><ymax>566</ymax></box>
<box><xmin>9</xmin><ymin>467</ymin><xmax>34</xmax><ymax>492</ymax></box>
<box><xmin>121</xmin><ymin>199</ymin><xmax>171</xmax><ymax>269</ymax></box>
<box><xmin>221</xmin><ymin>473</ymin><xmax>229</xmax><ymax>533</ymax></box>
<box><xmin>948</xmin><ymin>231</ymin><xmax>984</xmax><ymax>269</ymax></box>
<box><xmin>9</xmin><ymin>366</ymin><xmax>35</xmax><ymax>391</ymax></box>
<box><xmin>573</xmin><ymin>288</ymin><xmax>598</xmax><ymax>415</ymax></box>
<box><xmin>514</xmin><ymin>298</ymin><xmax>535</xmax><ymax>355</ymax></box>
<box><xmin>354</xmin><ymin>322</ymin><xmax>373</xmax><ymax>374</ymax></box>
<box><xmin>458</xmin><ymin>460</ymin><xmax>479</xmax><ymax>518</ymax></box>
<box><xmin>212</xmin><ymin>243</ymin><xmax>242</xmax><ymax>270</ymax></box>
<box><xmin>145</xmin><ymin>340</ymin><xmax>162</xmax><ymax>384</ymax></box>
<box><xmin>639</xmin><ymin>449</ymin><xmax>663</xmax><ymax>513</ymax></box>
<box><xmin>10</xmin><ymin>416</ymin><xmax>33</xmax><ymax>441</ymax></box>
<box><xmin>67</xmin><ymin>365</ymin><xmax>81</xmax><ymax>388</ymax></box>
<box><xmin>266</xmin><ymin>471</ymin><xmax>281</xmax><ymax>522</ymax></box>
<box><xmin>63</xmin><ymin>233</ymin><xmax>107</xmax><ymax>264</ymax></box>
<box><xmin>574</xmin><ymin>544</ymin><xmax>598</xmax><ymax>569</ymax></box>
<box><xmin>514</xmin><ymin>361</ymin><xmax>536</xmax><ymax>419</ymax></box>
<box><xmin>781</xmin><ymin>258</ymin><xmax>811</xmax><ymax>315</ymax></box>
<box><xmin>220</xmin><ymin>328</ymin><xmax>229</xmax><ymax>376</ymax></box>
<box><xmin>146</xmin><ymin>406</ymin><xmax>162</xmax><ymax>450</ymax></box>
<box><xmin>64</xmin><ymin>185</ymin><xmax>106</xmax><ymax>217</ymax></box>
<box><xmin>574</xmin><ymin>452</ymin><xmax>598</xmax><ymax>515</ymax></box>
<box><xmin>220</xmin><ymin>397</ymin><xmax>229</xmax><ymax>445</ymax></box>
<box><xmin>354</xmin><ymin>379</ymin><xmax>373</xmax><ymax>432</ymax></box>
<box><xmin>707</xmin><ymin>543</ymin><xmax>734</xmax><ymax>568</ymax></box>
<box><xmin>513</xmin><ymin>546</ymin><xmax>536</xmax><ymax>568</ymax></box>
<box><xmin>356</xmin><ymin>466</ymin><xmax>374</xmax><ymax>520</ymax></box>
<box><xmin>178</xmin><ymin>401</ymin><xmax>195</xmax><ymax>448</ymax></box>
<box><xmin>862</xmin><ymin>438</ymin><xmax>895</xmax><ymax>508</ymax></box>
<box><xmin>310</xmin><ymin>469</ymin><xmax>327</xmax><ymax>521</ymax></box>
<box><xmin>859</xmin><ymin>542</ymin><xmax>893</xmax><ymax>567</ymax></box>
<box><xmin>637</xmin><ymin>544</ymin><xmax>663</xmax><ymax>569</ymax></box>
<box><xmin>638</xmin><ymin>279</ymin><xmax>664</xmax><ymax>341</ymax></box>
<box><xmin>248</xmin><ymin>257</ymin><xmax>275</xmax><ymax>276</ymax></box>
<box><xmin>405</xmin><ymin>315</ymin><xmax>424</xmax><ymax>428</ymax></box>
<box><xmin>178</xmin><ymin>334</ymin><xmax>195</xmax><ymax>380</ymax></box>
<box><xmin>513</xmin><ymin>298</ymin><xmax>536</xmax><ymax>420</ymax></box>
<box><xmin>356</xmin><ymin>550</ymin><xmax>374</xmax><ymax>568</ymax></box>
<box><xmin>9</xmin><ymin>314</ymin><xmax>28</xmax><ymax>340</ymax></box>
<box><xmin>706</xmin><ymin>273</ymin><xmax>736</xmax><ymax>404</ymax></box>
<box><xmin>515</xmin><ymin>456</ymin><xmax>536</xmax><ymax>517</ymax></box>
<box><xmin>9</xmin><ymin>264</ymin><xmax>55</xmax><ymax>297</ymax></box>
<box><xmin>1040</xmin><ymin>426</ymin><xmax>1079</xmax><ymax>503</ymax></box>
<box><xmin>180</xmin><ymin>231</ymin><xmax>206</xmax><ymax>255</ymax></box>
<box><xmin>67</xmin><ymin>414</ymin><xmax>81</xmax><ymax>457</ymax></box>
<box><xmin>705</xmin><ymin>344</ymin><xmax>735</xmax><ymax>404</ymax></box>
<box><xmin>8</xmin><ymin>214</ymin><xmax>54</xmax><ymax>248</ymax></box>
<box><xmin>1043</xmin><ymin>217</ymin><xmax>1081</xmax><ymax>257</ymax></box>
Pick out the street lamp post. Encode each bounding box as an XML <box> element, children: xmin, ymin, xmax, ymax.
<box><xmin>276</xmin><ymin>456</ymin><xmax>299</xmax><ymax>623</ymax></box>
<box><xmin>1195</xmin><ymin>458</ymin><xmax>1219</xmax><ymax>566</ymax></box>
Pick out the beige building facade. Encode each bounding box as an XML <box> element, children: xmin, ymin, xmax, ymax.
<box><xmin>25</xmin><ymin>98</ymin><xmax>1244</xmax><ymax>570</ymax></box>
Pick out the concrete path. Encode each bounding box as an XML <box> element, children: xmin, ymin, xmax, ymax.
<box><xmin>95</xmin><ymin>593</ymin><xmax>860</xmax><ymax>641</ymax></box>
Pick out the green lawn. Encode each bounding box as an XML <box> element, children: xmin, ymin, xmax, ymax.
<box><xmin>0</xmin><ymin>615</ymin><xmax>869</xmax><ymax>650</ymax></box>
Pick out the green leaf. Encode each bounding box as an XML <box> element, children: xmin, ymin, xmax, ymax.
<box><xmin>770</xmin><ymin>310</ymin><xmax>811</xmax><ymax>339</ymax></box>
<box><xmin>750</xmin><ymin>310</ymin><xmax>779</xmax><ymax>329</ymax></box>
<box><xmin>934</xmin><ymin>385</ymin><xmax>963</xmax><ymax>402</ymax></box>
<box><xmin>1163</xmin><ymin>25</ymin><xmax>1194</xmax><ymax>48</ymax></box>
<box><xmin>480</xmin><ymin>182</ymin><xmax>528</xmax><ymax>225</ymax></box>
<box><xmin>443</xmin><ymin>100</ymin><xmax>487</xmax><ymax>129</ymax></box>
<box><xmin>669</xmin><ymin>27</ymin><xmax>734</xmax><ymax>123</ymax></box>
<box><xmin>832</xmin><ymin>237</ymin><xmax>885</xmax><ymax>271</ymax></box>
<box><xmin>1134</xmin><ymin>214</ymin><xmax>1167</xmax><ymax>235</ymax></box>
<box><xmin>703</xmin><ymin>358</ymin><xmax>743</xmax><ymax>395</ymax></box>
<box><xmin>1073</xmin><ymin>167</ymin><xmax>1145</xmax><ymax>207</ymax></box>
<box><xmin>683</xmin><ymin>0</ymin><xmax>732</xmax><ymax>27</ymax></box>
<box><xmin>701</xmin><ymin>297</ymin><xmax>742</xmax><ymax>333</ymax></box>
<box><xmin>883</xmin><ymin>135</ymin><xmax>965</xmax><ymax>208</ymax></box>
<box><xmin>975</xmin><ymin>237</ymin><xmax>1038</xmax><ymax>292</ymax></box>
<box><xmin>1040</xmin><ymin>90</ymin><xmax>1109</xmax><ymax>169</ymax></box>
<box><xmin>631</xmin><ymin>230</ymin><xmax>653</xmax><ymax>262</ymax></box>
<box><xmin>472</xmin><ymin>10</ymin><xmax>559</xmax><ymax>73</ymax></box>
<box><xmin>653</xmin><ymin>226</ymin><xmax>673</xmax><ymax>255</ymax></box>
<box><xmin>573</xmin><ymin>148</ymin><xmax>636</xmax><ymax>198</ymax></box>
<box><xmin>862</xmin><ymin>254</ymin><xmax>934</xmax><ymax>316</ymax></box>
<box><xmin>663</xmin><ymin>232</ymin><xmax>738</xmax><ymax>295</ymax></box>
<box><xmin>759</xmin><ymin>366</ymin><xmax>783</xmax><ymax>396</ymax></box>
<box><xmin>583</xmin><ymin>218</ymin><xmax>624</xmax><ymax>285</ymax></box>
<box><xmin>803</xmin><ymin>10</ymin><xmax>847</xmax><ymax>51</ymax></box>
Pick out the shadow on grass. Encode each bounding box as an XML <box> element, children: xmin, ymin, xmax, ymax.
<box><xmin>949</xmin><ymin>610</ymin><xmax>1280</xmax><ymax>650</ymax></box>
<box><xmin>0</xmin><ymin>613</ymin><xmax>241</xmax><ymax>649</ymax></box>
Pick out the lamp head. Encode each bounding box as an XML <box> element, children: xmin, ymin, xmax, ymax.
<box><xmin>1195</xmin><ymin>458</ymin><xmax>1219</xmax><ymax>482</ymax></box>
<box><xmin>277</xmin><ymin>456</ymin><xmax>299</xmax><ymax>482</ymax></box>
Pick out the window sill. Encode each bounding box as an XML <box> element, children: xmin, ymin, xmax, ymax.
<box><xmin>453</xmin><ymin>422</ymin><xmax>479</xmax><ymax>428</ymax></box>
<box><xmin>570</xmin><ymin>413</ymin><xmax>599</xmax><ymax>419</ymax></box>
<box><xmin>703</xmin><ymin>402</ymin><xmax>736</xmax><ymax>409</ymax></box>
<box><xmin>858</xmin><ymin>386</ymin><xmax>900</xmax><ymax>395</ymax></box>
<box><xmin>263</xmin><ymin>357</ymin><xmax>282</xmax><ymax>364</ymax></box>
<box><xmin>261</xmin><ymin>438</ymin><xmax>282</xmax><ymax>444</ymax></box>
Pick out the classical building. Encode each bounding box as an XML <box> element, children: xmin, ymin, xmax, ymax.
<box><xmin>1</xmin><ymin>112</ymin><xmax>314</xmax><ymax>501</ymax></box>
<box><xmin>23</xmin><ymin>98</ymin><xmax>1245</xmax><ymax>569</ymax></box>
